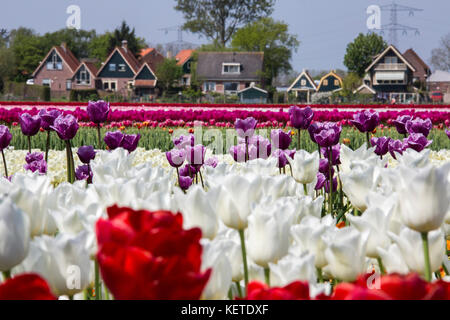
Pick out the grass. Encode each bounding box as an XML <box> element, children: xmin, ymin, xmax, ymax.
<box><xmin>6</xmin><ymin>126</ymin><xmax>450</xmax><ymax>154</ymax></box>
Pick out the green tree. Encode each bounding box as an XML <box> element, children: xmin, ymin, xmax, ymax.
<box><xmin>40</xmin><ymin>28</ymin><xmax>97</xmax><ymax>59</ymax></box>
<box><xmin>89</xmin><ymin>33</ymin><xmax>113</xmax><ymax>65</ymax></box>
<box><xmin>231</xmin><ymin>17</ymin><xmax>300</xmax><ymax>86</ymax></box>
<box><xmin>344</xmin><ymin>33</ymin><xmax>387</xmax><ymax>77</ymax></box>
<box><xmin>174</xmin><ymin>0</ymin><xmax>275</xmax><ymax>47</ymax></box>
<box><xmin>341</xmin><ymin>72</ymin><xmax>361</xmax><ymax>97</ymax></box>
<box><xmin>108</xmin><ymin>21</ymin><xmax>146</xmax><ymax>57</ymax></box>
<box><xmin>156</xmin><ymin>59</ymin><xmax>184</xmax><ymax>91</ymax></box>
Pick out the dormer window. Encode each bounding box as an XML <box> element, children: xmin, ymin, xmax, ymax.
<box><xmin>222</xmin><ymin>63</ymin><xmax>241</xmax><ymax>74</ymax></box>
<box><xmin>47</xmin><ymin>52</ymin><xmax>63</xmax><ymax>70</ymax></box>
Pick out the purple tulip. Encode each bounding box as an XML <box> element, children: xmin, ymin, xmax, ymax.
<box><xmin>179</xmin><ymin>164</ymin><xmax>198</xmax><ymax>178</ymax></box>
<box><xmin>446</xmin><ymin>129</ymin><xmax>450</xmax><ymax>139</ymax></box>
<box><xmin>38</xmin><ymin>109</ymin><xmax>61</xmax><ymax>131</ymax></box>
<box><xmin>271</xmin><ymin>129</ymin><xmax>292</xmax><ymax>150</ymax></box>
<box><xmin>87</xmin><ymin>100</ymin><xmax>110</xmax><ymax>124</ymax></box>
<box><xmin>313</xmin><ymin>122</ymin><xmax>342</xmax><ymax>148</ymax></box>
<box><xmin>186</xmin><ymin>145</ymin><xmax>206</xmax><ymax>167</ymax></box>
<box><xmin>285</xmin><ymin>149</ymin><xmax>296</xmax><ymax>159</ymax></box>
<box><xmin>370</xmin><ymin>136</ymin><xmax>391</xmax><ymax>156</ymax></box>
<box><xmin>121</xmin><ymin>134</ymin><xmax>141</xmax><ymax>153</ymax></box>
<box><xmin>174</xmin><ymin>134</ymin><xmax>195</xmax><ymax>149</ymax></box>
<box><xmin>392</xmin><ymin>115</ymin><xmax>412</xmax><ymax>135</ymax></box>
<box><xmin>0</xmin><ymin>125</ymin><xmax>12</xmax><ymax>150</ymax></box>
<box><xmin>75</xmin><ymin>164</ymin><xmax>93</xmax><ymax>181</ymax></box>
<box><xmin>289</xmin><ymin>106</ymin><xmax>314</xmax><ymax>130</ymax></box>
<box><xmin>273</xmin><ymin>149</ymin><xmax>288</xmax><ymax>168</ymax></box>
<box><xmin>205</xmin><ymin>157</ymin><xmax>219</xmax><ymax>168</ymax></box>
<box><xmin>19</xmin><ymin>113</ymin><xmax>41</xmax><ymax>137</ymax></box>
<box><xmin>319</xmin><ymin>158</ymin><xmax>334</xmax><ymax>176</ymax></box>
<box><xmin>308</xmin><ymin>122</ymin><xmax>321</xmax><ymax>143</ymax></box>
<box><xmin>104</xmin><ymin>131</ymin><xmax>124</xmax><ymax>150</ymax></box>
<box><xmin>351</xmin><ymin>111</ymin><xmax>380</xmax><ymax>133</ymax></box>
<box><xmin>235</xmin><ymin>117</ymin><xmax>257</xmax><ymax>138</ymax></box>
<box><xmin>77</xmin><ymin>146</ymin><xmax>96</xmax><ymax>164</ymax></box>
<box><xmin>388</xmin><ymin>139</ymin><xmax>406</xmax><ymax>159</ymax></box>
<box><xmin>247</xmin><ymin>135</ymin><xmax>271</xmax><ymax>159</ymax></box>
<box><xmin>405</xmin><ymin>118</ymin><xmax>432</xmax><ymax>137</ymax></box>
<box><xmin>166</xmin><ymin>149</ymin><xmax>186</xmax><ymax>168</ymax></box>
<box><xmin>50</xmin><ymin>114</ymin><xmax>79</xmax><ymax>140</ymax></box>
<box><xmin>325</xmin><ymin>177</ymin><xmax>338</xmax><ymax>193</ymax></box>
<box><xmin>25</xmin><ymin>152</ymin><xmax>44</xmax><ymax>164</ymax></box>
<box><xmin>24</xmin><ymin>159</ymin><xmax>47</xmax><ymax>175</ymax></box>
<box><xmin>321</xmin><ymin>144</ymin><xmax>341</xmax><ymax>165</ymax></box>
<box><xmin>315</xmin><ymin>173</ymin><xmax>326</xmax><ymax>190</ymax></box>
<box><xmin>179</xmin><ymin>175</ymin><xmax>193</xmax><ymax>191</ymax></box>
<box><xmin>404</xmin><ymin>133</ymin><xmax>432</xmax><ymax>152</ymax></box>
<box><xmin>230</xmin><ymin>144</ymin><xmax>246</xmax><ymax>163</ymax></box>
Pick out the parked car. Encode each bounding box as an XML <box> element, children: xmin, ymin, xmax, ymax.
<box><xmin>430</xmin><ymin>91</ymin><xmax>443</xmax><ymax>102</ymax></box>
<box><xmin>26</xmin><ymin>79</ymin><xmax>34</xmax><ymax>85</ymax></box>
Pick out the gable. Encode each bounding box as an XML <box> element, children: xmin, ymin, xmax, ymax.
<box><xmin>317</xmin><ymin>74</ymin><xmax>342</xmax><ymax>92</ymax></box>
<box><xmin>98</xmin><ymin>50</ymin><xmax>136</xmax><ymax>78</ymax></box>
<box><xmin>365</xmin><ymin>45</ymin><xmax>416</xmax><ymax>73</ymax></box>
<box><xmin>289</xmin><ymin>73</ymin><xmax>316</xmax><ymax>91</ymax></box>
<box><xmin>238</xmin><ymin>87</ymin><xmax>267</xmax><ymax>98</ymax></box>
<box><xmin>135</xmin><ymin>64</ymin><xmax>156</xmax><ymax>80</ymax></box>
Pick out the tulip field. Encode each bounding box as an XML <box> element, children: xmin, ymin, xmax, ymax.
<box><xmin>0</xmin><ymin>101</ymin><xmax>449</xmax><ymax>300</ymax></box>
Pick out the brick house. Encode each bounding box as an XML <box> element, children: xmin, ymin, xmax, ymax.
<box><xmin>31</xmin><ymin>43</ymin><xmax>80</xmax><ymax>97</ymax></box>
<box><xmin>427</xmin><ymin>70</ymin><xmax>450</xmax><ymax>95</ymax></box>
<box><xmin>196</xmin><ymin>52</ymin><xmax>264</xmax><ymax>95</ymax></box>
<box><xmin>175</xmin><ymin>49</ymin><xmax>195</xmax><ymax>86</ymax></box>
<box><xmin>139</xmin><ymin>48</ymin><xmax>165</xmax><ymax>74</ymax></box>
<box><xmin>71</xmin><ymin>60</ymin><xmax>99</xmax><ymax>90</ymax></box>
<box><xmin>403</xmin><ymin>48</ymin><xmax>432</xmax><ymax>84</ymax></box>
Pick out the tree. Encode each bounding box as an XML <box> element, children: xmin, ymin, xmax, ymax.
<box><xmin>108</xmin><ymin>21</ymin><xmax>146</xmax><ymax>57</ymax></box>
<box><xmin>89</xmin><ymin>33</ymin><xmax>113</xmax><ymax>65</ymax></box>
<box><xmin>156</xmin><ymin>59</ymin><xmax>184</xmax><ymax>91</ymax></box>
<box><xmin>231</xmin><ymin>17</ymin><xmax>300</xmax><ymax>86</ymax></box>
<box><xmin>344</xmin><ymin>33</ymin><xmax>387</xmax><ymax>77</ymax></box>
<box><xmin>341</xmin><ymin>72</ymin><xmax>361</xmax><ymax>97</ymax></box>
<box><xmin>430</xmin><ymin>33</ymin><xmax>450</xmax><ymax>71</ymax></box>
<box><xmin>174</xmin><ymin>0</ymin><xmax>275</xmax><ymax>47</ymax></box>
<box><xmin>40</xmin><ymin>28</ymin><xmax>97</xmax><ymax>59</ymax></box>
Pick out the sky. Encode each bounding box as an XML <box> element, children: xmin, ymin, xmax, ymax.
<box><xmin>1</xmin><ymin>0</ymin><xmax>449</xmax><ymax>73</ymax></box>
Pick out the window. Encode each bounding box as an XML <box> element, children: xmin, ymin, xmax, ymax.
<box><xmin>385</xmin><ymin>56</ymin><xmax>398</xmax><ymax>64</ymax></box>
<box><xmin>103</xmin><ymin>82</ymin><xmax>109</xmax><ymax>90</ymax></box>
<box><xmin>203</xmin><ymin>82</ymin><xmax>216</xmax><ymax>92</ymax></box>
<box><xmin>301</xmin><ymin>79</ymin><xmax>307</xmax><ymax>86</ymax></box>
<box><xmin>76</xmin><ymin>68</ymin><xmax>90</xmax><ymax>85</ymax></box>
<box><xmin>46</xmin><ymin>53</ymin><xmax>62</xmax><ymax>70</ymax></box>
<box><xmin>110</xmin><ymin>82</ymin><xmax>116</xmax><ymax>91</ymax></box>
<box><xmin>42</xmin><ymin>79</ymin><xmax>51</xmax><ymax>87</ymax></box>
<box><xmin>118</xmin><ymin>64</ymin><xmax>126</xmax><ymax>72</ymax></box>
<box><xmin>222</xmin><ymin>63</ymin><xmax>241</xmax><ymax>74</ymax></box>
<box><xmin>66</xmin><ymin>80</ymin><xmax>72</xmax><ymax>91</ymax></box>
<box><xmin>323</xmin><ymin>79</ymin><xmax>328</xmax><ymax>86</ymax></box>
<box><xmin>224</xmin><ymin>82</ymin><xmax>239</xmax><ymax>94</ymax></box>
<box><xmin>334</xmin><ymin>79</ymin><xmax>339</xmax><ymax>86</ymax></box>
<box><xmin>109</xmin><ymin>64</ymin><xmax>117</xmax><ymax>72</ymax></box>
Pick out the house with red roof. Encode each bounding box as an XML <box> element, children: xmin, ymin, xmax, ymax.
<box><xmin>139</xmin><ymin>48</ymin><xmax>165</xmax><ymax>74</ymax></box>
<box><xmin>71</xmin><ymin>60</ymin><xmax>99</xmax><ymax>90</ymax></box>
<box><xmin>31</xmin><ymin>43</ymin><xmax>80</xmax><ymax>97</ymax></box>
<box><xmin>175</xmin><ymin>49</ymin><xmax>195</xmax><ymax>86</ymax></box>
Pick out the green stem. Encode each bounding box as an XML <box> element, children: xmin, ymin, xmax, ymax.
<box><xmin>366</xmin><ymin>132</ymin><xmax>370</xmax><ymax>149</ymax></box>
<box><xmin>228</xmin><ymin>287</ymin><xmax>233</xmax><ymax>300</ymax></box>
<box><xmin>95</xmin><ymin>259</ymin><xmax>101</xmax><ymax>300</ymax></box>
<box><xmin>199</xmin><ymin>169</ymin><xmax>205</xmax><ymax>189</ymax></box>
<box><xmin>317</xmin><ymin>144</ymin><xmax>321</xmax><ymax>159</ymax></box>
<box><xmin>2</xmin><ymin>270</ymin><xmax>11</xmax><ymax>281</ymax></box>
<box><xmin>245</xmin><ymin>137</ymin><xmax>249</xmax><ymax>162</ymax></box>
<box><xmin>303</xmin><ymin>183</ymin><xmax>308</xmax><ymax>196</ymax></box>
<box><xmin>238</xmin><ymin>229</ymin><xmax>249</xmax><ymax>292</ymax></box>
<box><xmin>97</xmin><ymin>124</ymin><xmax>102</xmax><ymax>149</ymax></box>
<box><xmin>317</xmin><ymin>267</ymin><xmax>323</xmax><ymax>283</ymax></box>
<box><xmin>328</xmin><ymin>147</ymin><xmax>333</xmax><ymax>216</ymax></box>
<box><xmin>377</xmin><ymin>257</ymin><xmax>386</xmax><ymax>275</ymax></box>
<box><xmin>421</xmin><ymin>232</ymin><xmax>432</xmax><ymax>282</ymax></box>
<box><xmin>65</xmin><ymin>140</ymin><xmax>75</xmax><ymax>183</ymax></box>
<box><xmin>66</xmin><ymin>142</ymin><xmax>71</xmax><ymax>183</ymax></box>
<box><xmin>68</xmin><ymin>295</ymin><xmax>74</xmax><ymax>300</ymax></box>
<box><xmin>297</xmin><ymin>129</ymin><xmax>301</xmax><ymax>150</ymax></box>
<box><xmin>45</xmin><ymin>130</ymin><xmax>50</xmax><ymax>163</ymax></box>
<box><xmin>1</xmin><ymin>149</ymin><xmax>8</xmax><ymax>178</ymax></box>
<box><xmin>176</xmin><ymin>167</ymin><xmax>180</xmax><ymax>186</ymax></box>
<box><xmin>287</xmin><ymin>163</ymin><xmax>294</xmax><ymax>178</ymax></box>
<box><xmin>235</xmin><ymin>281</ymin><xmax>243</xmax><ymax>298</ymax></box>
<box><xmin>264</xmin><ymin>267</ymin><xmax>270</xmax><ymax>287</ymax></box>
<box><xmin>104</xmin><ymin>283</ymin><xmax>110</xmax><ymax>300</ymax></box>
<box><xmin>27</xmin><ymin>135</ymin><xmax>31</xmax><ymax>154</ymax></box>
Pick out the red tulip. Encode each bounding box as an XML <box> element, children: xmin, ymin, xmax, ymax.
<box><xmin>96</xmin><ymin>206</ymin><xmax>211</xmax><ymax>300</ymax></box>
<box><xmin>242</xmin><ymin>281</ymin><xmax>310</xmax><ymax>300</ymax></box>
<box><xmin>0</xmin><ymin>274</ymin><xmax>56</xmax><ymax>300</ymax></box>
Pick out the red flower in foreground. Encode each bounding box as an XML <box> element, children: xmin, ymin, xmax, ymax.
<box><xmin>96</xmin><ymin>205</ymin><xmax>211</xmax><ymax>300</ymax></box>
<box><xmin>0</xmin><ymin>274</ymin><xmax>56</xmax><ymax>300</ymax></box>
<box><xmin>331</xmin><ymin>273</ymin><xmax>450</xmax><ymax>300</ymax></box>
<box><xmin>242</xmin><ymin>281</ymin><xmax>310</xmax><ymax>300</ymax></box>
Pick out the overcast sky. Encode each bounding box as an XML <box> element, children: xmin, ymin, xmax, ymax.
<box><xmin>1</xmin><ymin>0</ymin><xmax>449</xmax><ymax>73</ymax></box>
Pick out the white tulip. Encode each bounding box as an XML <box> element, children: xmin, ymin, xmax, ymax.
<box><xmin>269</xmin><ymin>252</ymin><xmax>317</xmax><ymax>286</ymax></box>
<box><xmin>174</xmin><ymin>186</ymin><xmax>219</xmax><ymax>240</ymax></box>
<box><xmin>0</xmin><ymin>197</ymin><xmax>30</xmax><ymax>271</ymax></box>
<box><xmin>16</xmin><ymin>232</ymin><xmax>91</xmax><ymax>296</ymax></box>
<box><xmin>287</xmin><ymin>150</ymin><xmax>319</xmax><ymax>184</ymax></box>
<box><xmin>259</xmin><ymin>175</ymin><xmax>299</xmax><ymax>200</ymax></box>
<box><xmin>200</xmin><ymin>239</ymin><xmax>233</xmax><ymax>300</ymax></box>
<box><xmin>347</xmin><ymin>207</ymin><xmax>392</xmax><ymax>258</ymax></box>
<box><xmin>291</xmin><ymin>215</ymin><xmax>335</xmax><ymax>268</ymax></box>
<box><xmin>397</xmin><ymin>164</ymin><xmax>450</xmax><ymax>233</ymax></box>
<box><xmin>376</xmin><ymin>243</ymin><xmax>409</xmax><ymax>275</ymax></box>
<box><xmin>339</xmin><ymin>143</ymin><xmax>381</xmax><ymax>173</ymax></box>
<box><xmin>340</xmin><ymin>163</ymin><xmax>378</xmax><ymax>212</ymax></box>
<box><xmin>296</xmin><ymin>196</ymin><xmax>325</xmax><ymax>222</ymax></box>
<box><xmin>389</xmin><ymin>227</ymin><xmax>445</xmax><ymax>276</ymax></box>
<box><xmin>396</xmin><ymin>149</ymin><xmax>430</xmax><ymax>168</ymax></box>
<box><xmin>213</xmin><ymin>174</ymin><xmax>262</xmax><ymax>230</ymax></box>
<box><xmin>322</xmin><ymin>227</ymin><xmax>368</xmax><ymax>282</ymax></box>
<box><xmin>247</xmin><ymin>204</ymin><xmax>293</xmax><ymax>268</ymax></box>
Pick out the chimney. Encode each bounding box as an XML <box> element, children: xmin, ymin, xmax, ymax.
<box><xmin>122</xmin><ymin>40</ymin><xmax>128</xmax><ymax>51</ymax></box>
<box><xmin>61</xmin><ymin>42</ymin><xmax>67</xmax><ymax>53</ymax></box>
